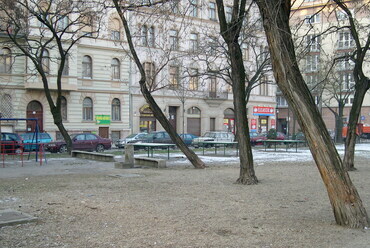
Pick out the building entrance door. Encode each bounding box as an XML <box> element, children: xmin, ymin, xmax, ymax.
<box><xmin>26</xmin><ymin>101</ymin><xmax>43</xmax><ymax>132</ymax></box>
<box><xmin>99</xmin><ymin>127</ymin><xmax>109</xmax><ymax>138</ymax></box>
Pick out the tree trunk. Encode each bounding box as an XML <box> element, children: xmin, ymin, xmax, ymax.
<box><xmin>215</xmin><ymin>0</ymin><xmax>257</xmax><ymax>184</ymax></box>
<box><xmin>256</xmin><ymin>0</ymin><xmax>369</xmax><ymax>228</ymax></box>
<box><xmin>343</xmin><ymin>83</ymin><xmax>368</xmax><ymax>171</ymax></box>
<box><xmin>230</xmin><ymin>43</ymin><xmax>257</xmax><ymax>184</ymax></box>
<box><xmin>113</xmin><ymin>0</ymin><xmax>205</xmax><ymax>169</ymax></box>
<box><xmin>335</xmin><ymin>103</ymin><xmax>344</xmax><ymax>143</ymax></box>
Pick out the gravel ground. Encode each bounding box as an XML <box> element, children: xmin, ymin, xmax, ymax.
<box><xmin>0</xmin><ymin>150</ymin><xmax>370</xmax><ymax>248</ymax></box>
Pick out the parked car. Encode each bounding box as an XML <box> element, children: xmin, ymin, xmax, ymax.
<box><xmin>192</xmin><ymin>131</ymin><xmax>235</xmax><ymax>148</ymax></box>
<box><xmin>1</xmin><ymin>132</ymin><xmax>23</xmax><ymax>154</ymax></box>
<box><xmin>115</xmin><ymin>133</ymin><xmax>148</xmax><ymax>148</ymax></box>
<box><xmin>20</xmin><ymin>132</ymin><xmax>52</xmax><ymax>151</ymax></box>
<box><xmin>250</xmin><ymin>132</ymin><xmax>267</xmax><ymax>146</ymax></box>
<box><xmin>144</xmin><ymin>131</ymin><xmax>173</xmax><ymax>144</ymax></box>
<box><xmin>46</xmin><ymin>133</ymin><xmax>112</xmax><ymax>153</ymax></box>
<box><xmin>179</xmin><ymin>133</ymin><xmax>198</xmax><ymax>146</ymax></box>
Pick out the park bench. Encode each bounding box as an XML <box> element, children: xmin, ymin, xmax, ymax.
<box><xmin>134</xmin><ymin>157</ymin><xmax>166</xmax><ymax>168</ymax></box>
<box><xmin>71</xmin><ymin>150</ymin><xmax>115</xmax><ymax>162</ymax></box>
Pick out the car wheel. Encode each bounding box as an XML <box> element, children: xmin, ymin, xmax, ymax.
<box><xmin>59</xmin><ymin>145</ymin><xmax>67</xmax><ymax>153</ymax></box>
<box><xmin>96</xmin><ymin>144</ymin><xmax>104</xmax><ymax>152</ymax></box>
<box><xmin>15</xmin><ymin>148</ymin><xmax>23</xmax><ymax>154</ymax></box>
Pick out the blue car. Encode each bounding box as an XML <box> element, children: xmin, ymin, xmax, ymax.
<box><xmin>180</xmin><ymin>133</ymin><xmax>199</xmax><ymax>146</ymax></box>
<box><xmin>20</xmin><ymin>132</ymin><xmax>52</xmax><ymax>151</ymax></box>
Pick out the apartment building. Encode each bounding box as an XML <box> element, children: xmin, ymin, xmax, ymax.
<box><xmin>276</xmin><ymin>0</ymin><xmax>370</xmax><ymax>136</ymax></box>
<box><xmin>0</xmin><ymin>0</ymin><xmax>277</xmax><ymax>142</ymax></box>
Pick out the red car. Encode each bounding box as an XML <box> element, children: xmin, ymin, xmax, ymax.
<box><xmin>250</xmin><ymin>132</ymin><xmax>267</xmax><ymax>146</ymax></box>
<box><xmin>46</xmin><ymin>133</ymin><xmax>112</xmax><ymax>153</ymax></box>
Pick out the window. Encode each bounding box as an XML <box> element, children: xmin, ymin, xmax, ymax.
<box><xmin>144</xmin><ymin>62</ymin><xmax>155</xmax><ymax>88</ymax></box>
<box><xmin>336</xmin><ymin>10</ymin><xmax>353</xmax><ymax>21</ymax></box>
<box><xmin>0</xmin><ymin>94</ymin><xmax>12</xmax><ymax>118</ymax></box>
<box><xmin>305</xmin><ymin>13</ymin><xmax>320</xmax><ymax>24</ymax></box>
<box><xmin>305</xmin><ymin>74</ymin><xmax>319</xmax><ymax>90</ymax></box>
<box><xmin>171</xmin><ymin>0</ymin><xmax>180</xmax><ymax>14</ymax></box>
<box><xmin>340</xmin><ymin>72</ymin><xmax>355</xmax><ymax>90</ymax></box>
<box><xmin>111</xmin><ymin>58</ymin><xmax>120</xmax><ymax>80</ymax></box>
<box><xmin>208</xmin><ymin>36</ymin><xmax>218</xmax><ymax>55</ymax></box>
<box><xmin>305</xmin><ymin>54</ymin><xmax>319</xmax><ymax>72</ymax></box>
<box><xmin>61</xmin><ymin>96</ymin><xmax>67</xmax><ymax>121</ymax></box>
<box><xmin>61</xmin><ymin>55</ymin><xmax>69</xmax><ymax>76</ymax></box>
<box><xmin>306</xmin><ymin>34</ymin><xmax>320</xmax><ymax>52</ymax></box>
<box><xmin>209</xmin><ymin>2</ymin><xmax>217</xmax><ymax>20</ymax></box>
<box><xmin>111</xmin><ymin>98</ymin><xmax>121</xmax><ymax>121</ymax></box>
<box><xmin>0</xmin><ymin>48</ymin><xmax>11</xmax><ymax>73</ymax></box>
<box><xmin>189</xmin><ymin>0</ymin><xmax>198</xmax><ymax>17</ymax></box>
<box><xmin>42</xmin><ymin>49</ymin><xmax>50</xmax><ymax>73</ymax></box>
<box><xmin>148</xmin><ymin>26</ymin><xmax>155</xmax><ymax>47</ymax></box>
<box><xmin>189</xmin><ymin>68</ymin><xmax>198</xmax><ymax>90</ymax></box>
<box><xmin>259</xmin><ymin>76</ymin><xmax>269</xmax><ymax>96</ymax></box>
<box><xmin>169</xmin><ymin>29</ymin><xmax>179</xmax><ymax>50</ymax></box>
<box><xmin>57</xmin><ymin>15</ymin><xmax>69</xmax><ymax>31</ymax></box>
<box><xmin>242</xmin><ymin>44</ymin><xmax>249</xmax><ymax>60</ymax></box>
<box><xmin>226</xmin><ymin>6</ymin><xmax>232</xmax><ymax>22</ymax></box>
<box><xmin>338</xmin><ymin>31</ymin><xmax>354</xmax><ymax>49</ymax></box>
<box><xmin>169</xmin><ymin>66</ymin><xmax>179</xmax><ymax>88</ymax></box>
<box><xmin>141</xmin><ymin>25</ymin><xmax>148</xmax><ymax>46</ymax></box>
<box><xmin>190</xmin><ymin>33</ymin><xmax>198</xmax><ymax>52</ymax></box>
<box><xmin>81</xmin><ymin>15</ymin><xmax>94</xmax><ymax>36</ymax></box>
<box><xmin>83</xmin><ymin>97</ymin><xmax>93</xmax><ymax>121</ymax></box>
<box><xmin>209</xmin><ymin>75</ymin><xmax>217</xmax><ymax>97</ymax></box>
<box><xmin>110</xmin><ymin>18</ymin><xmax>121</xmax><ymax>40</ymax></box>
<box><xmin>276</xmin><ymin>96</ymin><xmax>287</xmax><ymax>107</ymax></box>
<box><xmin>187</xmin><ymin>106</ymin><xmax>201</xmax><ymax>114</ymax></box>
<box><xmin>82</xmin><ymin>55</ymin><xmax>92</xmax><ymax>78</ymax></box>
<box><xmin>336</xmin><ymin>53</ymin><xmax>354</xmax><ymax>71</ymax></box>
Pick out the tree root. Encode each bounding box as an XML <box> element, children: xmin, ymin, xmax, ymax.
<box><xmin>235</xmin><ymin>176</ymin><xmax>258</xmax><ymax>185</ymax></box>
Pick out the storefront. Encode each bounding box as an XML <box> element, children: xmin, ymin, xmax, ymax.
<box><xmin>252</xmin><ymin>106</ymin><xmax>275</xmax><ymax>133</ymax></box>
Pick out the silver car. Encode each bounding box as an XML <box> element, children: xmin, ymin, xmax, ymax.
<box><xmin>192</xmin><ymin>131</ymin><xmax>235</xmax><ymax>148</ymax></box>
<box><xmin>115</xmin><ymin>133</ymin><xmax>148</xmax><ymax>148</ymax></box>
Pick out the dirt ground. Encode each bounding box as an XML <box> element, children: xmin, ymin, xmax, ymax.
<box><xmin>0</xmin><ymin>153</ymin><xmax>370</xmax><ymax>248</ymax></box>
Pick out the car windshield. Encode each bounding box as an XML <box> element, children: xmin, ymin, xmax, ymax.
<box><xmin>203</xmin><ymin>132</ymin><xmax>217</xmax><ymax>138</ymax></box>
<box><xmin>126</xmin><ymin>134</ymin><xmax>137</xmax><ymax>138</ymax></box>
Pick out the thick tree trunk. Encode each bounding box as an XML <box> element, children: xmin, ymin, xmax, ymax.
<box><xmin>256</xmin><ymin>0</ymin><xmax>369</xmax><ymax>228</ymax></box>
<box><xmin>229</xmin><ymin>43</ymin><xmax>257</xmax><ymax>185</ymax></box>
<box><xmin>215</xmin><ymin>0</ymin><xmax>257</xmax><ymax>184</ymax></box>
<box><xmin>343</xmin><ymin>83</ymin><xmax>368</xmax><ymax>171</ymax></box>
<box><xmin>114</xmin><ymin>0</ymin><xmax>205</xmax><ymax>169</ymax></box>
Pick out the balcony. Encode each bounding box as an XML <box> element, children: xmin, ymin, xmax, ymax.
<box><xmin>24</xmin><ymin>76</ymin><xmax>77</xmax><ymax>91</ymax></box>
<box><xmin>204</xmin><ymin>91</ymin><xmax>229</xmax><ymax>106</ymax></box>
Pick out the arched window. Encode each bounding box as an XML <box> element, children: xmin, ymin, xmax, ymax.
<box><xmin>61</xmin><ymin>96</ymin><xmax>67</xmax><ymax>121</ymax></box>
<box><xmin>0</xmin><ymin>48</ymin><xmax>11</xmax><ymax>73</ymax></box>
<box><xmin>82</xmin><ymin>55</ymin><xmax>92</xmax><ymax>78</ymax></box>
<box><xmin>42</xmin><ymin>49</ymin><xmax>50</xmax><ymax>73</ymax></box>
<box><xmin>110</xmin><ymin>18</ymin><xmax>121</xmax><ymax>40</ymax></box>
<box><xmin>187</xmin><ymin>106</ymin><xmax>201</xmax><ymax>115</ymax></box>
<box><xmin>111</xmin><ymin>98</ymin><xmax>121</xmax><ymax>121</ymax></box>
<box><xmin>0</xmin><ymin>94</ymin><xmax>12</xmax><ymax>118</ymax></box>
<box><xmin>83</xmin><ymin>97</ymin><xmax>93</xmax><ymax>120</ymax></box>
<box><xmin>111</xmin><ymin>58</ymin><xmax>120</xmax><ymax>80</ymax></box>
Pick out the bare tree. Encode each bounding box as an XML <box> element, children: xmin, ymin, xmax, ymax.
<box><xmin>0</xmin><ymin>0</ymin><xmax>105</xmax><ymax>153</ymax></box>
<box><xmin>331</xmin><ymin>0</ymin><xmax>370</xmax><ymax>171</ymax></box>
<box><xmin>255</xmin><ymin>0</ymin><xmax>369</xmax><ymax>228</ymax></box>
<box><xmin>214</xmin><ymin>0</ymin><xmax>258</xmax><ymax>184</ymax></box>
<box><xmin>112</xmin><ymin>0</ymin><xmax>205</xmax><ymax>169</ymax></box>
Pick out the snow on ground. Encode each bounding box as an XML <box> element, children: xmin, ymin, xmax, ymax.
<box><xmin>162</xmin><ymin>143</ymin><xmax>370</xmax><ymax>166</ymax></box>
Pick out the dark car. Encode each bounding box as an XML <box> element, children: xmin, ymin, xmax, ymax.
<box><xmin>1</xmin><ymin>132</ymin><xmax>23</xmax><ymax>154</ymax></box>
<box><xmin>46</xmin><ymin>133</ymin><xmax>112</xmax><ymax>153</ymax></box>
<box><xmin>114</xmin><ymin>132</ymin><xmax>148</xmax><ymax>148</ymax></box>
<box><xmin>179</xmin><ymin>133</ymin><xmax>198</xmax><ymax>146</ymax></box>
<box><xmin>20</xmin><ymin>132</ymin><xmax>52</xmax><ymax>151</ymax></box>
<box><xmin>144</xmin><ymin>131</ymin><xmax>173</xmax><ymax>144</ymax></box>
<box><xmin>250</xmin><ymin>132</ymin><xmax>267</xmax><ymax>146</ymax></box>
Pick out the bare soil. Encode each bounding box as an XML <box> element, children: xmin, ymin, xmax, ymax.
<box><xmin>0</xmin><ymin>155</ymin><xmax>369</xmax><ymax>247</ymax></box>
